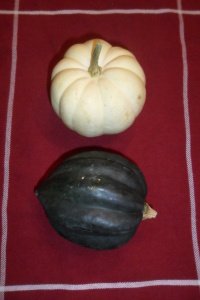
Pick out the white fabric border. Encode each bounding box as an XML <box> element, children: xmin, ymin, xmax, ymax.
<box><xmin>0</xmin><ymin>0</ymin><xmax>200</xmax><ymax>296</ymax></box>
<box><xmin>177</xmin><ymin>0</ymin><xmax>200</xmax><ymax>281</ymax></box>
<box><xmin>0</xmin><ymin>0</ymin><xmax>19</xmax><ymax>299</ymax></box>
<box><xmin>0</xmin><ymin>8</ymin><xmax>200</xmax><ymax>16</ymax></box>
<box><xmin>0</xmin><ymin>280</ymin><xmax>200</xmax><ymax>293</ymax></box>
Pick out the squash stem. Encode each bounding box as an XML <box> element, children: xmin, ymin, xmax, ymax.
<box><xmin>142</xmin><ymin>203</ymin><xmax>157</xmax><ymax>220</ymax></box>
<box><xmin>88</xmin><ymin>42</ymin><xmax>102</xmax><ymax>77</ymax></box>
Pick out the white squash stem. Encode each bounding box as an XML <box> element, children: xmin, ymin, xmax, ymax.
<box><xmin>88</xmin><ymin>42</ymin><xmax>102</xmax><ymax>77</ymax></box>
<box><xmin>142</xmin><ymin>203</ymin><xmax>157</xmax><ymax>220</ymax></box>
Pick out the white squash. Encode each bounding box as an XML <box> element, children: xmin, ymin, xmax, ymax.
<box><xmin>51</xmin><ymin>39</ymin><xmax>146</xmax><ymax>137</ymax></box>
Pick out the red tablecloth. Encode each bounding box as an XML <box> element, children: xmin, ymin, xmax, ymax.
<box><xmin>0</xmin><ymin>0</ymin><xmax>200</xmax><ymax>299</ymax></box>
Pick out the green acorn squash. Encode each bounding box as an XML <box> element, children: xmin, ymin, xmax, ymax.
<box><xmin>35</xmin><ymin>150</ymin><xmax>157</xmax><ymax>250</ymax></box>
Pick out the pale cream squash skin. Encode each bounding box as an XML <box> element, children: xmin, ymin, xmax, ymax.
<box><xmin>51</xmin><ymin>39</ymin><xmax>146</xmax><ymax>137</ymax></box>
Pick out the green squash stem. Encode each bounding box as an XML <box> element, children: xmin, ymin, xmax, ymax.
<box><xmin>142</xmin><ymin>203</ymin><xmax>157</xmax><ymax>220</ymax></box>
<box><xmin>88</xmin><ymin>41</ymin><xmax>102</xmax><ymax>77</ymax></box>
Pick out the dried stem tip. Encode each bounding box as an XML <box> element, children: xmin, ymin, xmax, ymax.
<box><xmin>142</xmin><ymin>203</ymin><xmax>157</xmax><ymax>220</ymax></box>
<box><xmin>88</xmin><ymin>42</ymin><xmax>102</xmax><ymax>77</ymax></box>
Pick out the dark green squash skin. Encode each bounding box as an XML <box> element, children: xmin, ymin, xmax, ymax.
<box><xmin>35</xmin><ymin>150</ymin><xmax>147</xmax><ymax>250</ymax></box>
